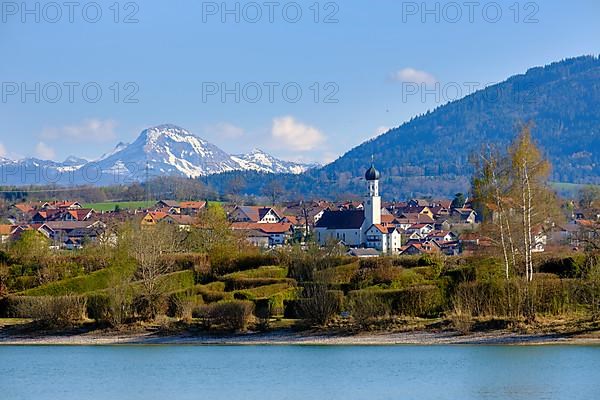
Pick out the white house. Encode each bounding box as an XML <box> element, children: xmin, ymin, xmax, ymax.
<box><xmin>230</xmin><ymin>206</ymin><xmax>283</xmax><ymax>224</ymax></box>
<box><xmin>427</xmin><ymin>230</ymin><xmax>458</xmax><ymax>243</ymax></box>
<box><xmin>365</xmin><ymin>224</ymin><xmax>402</xmax><ymax>254</ymax></box>
<box><xmin>406</xmin><ymin>223</ymin><xmax>434</xmax><ymax>238</ymax></box>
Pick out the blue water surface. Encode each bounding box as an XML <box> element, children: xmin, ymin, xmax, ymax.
<box><xmin>1</xmin><ymin>345</ymin><xmax>599</xmax><ymax>400</ymax></box>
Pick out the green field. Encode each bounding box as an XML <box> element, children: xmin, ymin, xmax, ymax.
<box><xmin>84</xmin><ymin>201</ymin><xmax>156</xmax><ymax>211</ymax></box>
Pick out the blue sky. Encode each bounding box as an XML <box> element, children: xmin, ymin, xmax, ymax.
<box><xmin>1</xmin><ymin>0</ymin><xmax>599</xmax><ymax>164</ymax></box>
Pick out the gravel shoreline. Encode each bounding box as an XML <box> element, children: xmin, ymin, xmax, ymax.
<box><xmin>2</xmin><ymin>330</ymin><xmax>600</xmax><ymax>346</ymax></box>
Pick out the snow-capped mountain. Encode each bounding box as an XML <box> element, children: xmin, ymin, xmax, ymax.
<box><xmin>96</xmin><ymin>142</ymin><xmax>129</xmax><ymax>162</ymax></box>
<box><xmin>62</xmin><ymin>156</ymin><xmax>88</xmax><ymax>166</ymax></box>
<box><xmin>95</xmin><ymin>124</ymin><xmax>243</xmax><ymax>179</ymax></box>
<box><xmin>231</xmin><ymin>149</ymin><xmax>316</xmax><ymax>174</ymax></box>
<box><xmin>0</xmin><ymin>124</ymin><xmax>316</xmax><ymax>186</ymax></box>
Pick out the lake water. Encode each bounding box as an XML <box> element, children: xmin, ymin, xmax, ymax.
<box><xmin>1</xmin><ymin>345</ymin><xmax>599</xmax><ymax>400</ymax></box>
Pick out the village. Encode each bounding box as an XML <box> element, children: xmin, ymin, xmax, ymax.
<box><xmin>0</xmin><ymin>164</ymin><xmax>595</xmax><ymax>257</ymax></box>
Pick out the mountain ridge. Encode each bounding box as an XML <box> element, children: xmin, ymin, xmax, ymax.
<box><xmin>0</xmin><ymin>125</ymin><xmax>316</xmax><ymax>186</ymax></box>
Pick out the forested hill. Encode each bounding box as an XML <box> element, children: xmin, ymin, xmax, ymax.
<box><xmin>207</xmin><ymin>56</ymin><xmax>600</xmax><ymax>200</ymax></box>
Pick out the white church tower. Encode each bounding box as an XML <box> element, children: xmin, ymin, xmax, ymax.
<box><xmin>364</xmin><ymin>162</ymin><xmax>381</xmax><ymax>228</ymax></box>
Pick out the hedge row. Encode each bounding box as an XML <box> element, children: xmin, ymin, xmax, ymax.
<box><xmin>211</xmin><ymin>254</ymin><xmax>281</xmax><ymax>275</ymax></box>
<box><xmin>2</xmin><ymin>295</ymin><xmax>87</xmax><ymax>326</ymax></box>
<box><xmin>233</xmin><ymin>283</ymin><xmax>294</xmax><ymax>301</ymax></box>
<box><xmin>192</xmin><ymin>300</ymin><xmax>255</xmax><ymax>331</ymax></box>
<box><xmin>222</xmin><ymin>266</ymin><xmax>288</xmax><ymax>280</ymax></box>
<box><xmin>347</xmin><ymin>286</ymin><xmax>444</xmax><ymax>318</ymax></box>
<box><xmin>19</xmin><ymin>268</ymin><xmax>116</xmax><ymax>296</ymax></box>
<box><xmin>222</xmin><ymin>277</ymin><xmax>294</xmax><ymax>291</ymax></box>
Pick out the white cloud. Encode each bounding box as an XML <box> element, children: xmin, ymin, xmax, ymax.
<box><xmin>271</xmin><ymin>116</ymin><xmax>325</xmax><ymax>151</ymax></box>
<box><xmin>41</xmin><ymin>119</ymin><xmax>118</xmax><ymax>143</ymax></box>
<box><xmin>205</xmin><ymin>122</ymin><xmax>245</xmax><ymax>139</ymax></box>
<box><xmin>391</xmin><ymin>68</ymin><xmax>437</xmax><ymax>85</ymax></box>
<box><xmin>35</xmin><ymin>142</ymin><xmax>56</xmax><ymax>160</ymax></box>
<box><xmin>0</xmin><ymin>142</ymin><xmax>6</xmax><ymax>158</ymax></box>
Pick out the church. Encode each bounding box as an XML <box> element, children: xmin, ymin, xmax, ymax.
<box><xmin>314</xmin><ymin>163</ymin><xmax>402</xmax><ymax>254</ymax></box>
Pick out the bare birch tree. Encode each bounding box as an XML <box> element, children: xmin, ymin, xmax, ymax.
<box><xmin>473</xmin><ymin>125</ymin><xmax>558</xmax><ymax>283</ymax></box>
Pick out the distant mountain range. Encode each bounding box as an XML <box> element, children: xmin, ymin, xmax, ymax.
<box><xmin>0</xmin><ymin>125</ymin><xmax>316</xmax><ymax>186</ymax></box>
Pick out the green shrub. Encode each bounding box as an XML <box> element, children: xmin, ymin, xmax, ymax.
<box><xmin>253</xmin><ymin>298</ymin><xmax>271</xmax><ymax>322</ymax></box>
<box><xmin>347</xmin><ymin>291</ymin><xmax>391</xmax><ymax>326</ymax></box>
<box><xmin>0</xmin><ymin>250</ymin><xmax>10</xmax><ymax>264</ymax></box>
<box><xmin>157</xmin><ymin>270</ymin><xmax>195</xmax><ymax>293</ymax></box>
<box><xmin>443</xmin><ymin>265</ymin><xmax>477</xmax><ymax>284</ymax></box>
<box><xmin>0</xmin><ymin>296</ymin><xmax>8</xmax><ymax>317</ymax></box>
<box><xmin>20</xmin><ymin>268</ymin><xmax>115</xmax><ymax>296</ymax></box>
<box><xmin>539</xmin><ymin>256</ymin><xmax>587</xmax><ymax>278</ymax></box>
<box><xmin>162</xmin><ymin>253</ymin><xmax>208</xmax><ymax>272</ymax></box>
<box><xmin>359</xmin><ymin>257</ymin><xmax>393</xmax><ymax>270</ymax></box>
<box><xmin>234</xmin><ymin>283</ymin><xmax>293</xmax><ymax>300</ymax></box>
<box><xmin>7</xmin><ymin>295</ymin><xmax>87</xmax><ymax>326</ymax></box>
<box><xmin>350</xmin><ymin>286</ymin><xmax>443</xmax><ymax>318</ymax></box>
<box><xmin>451</xmin><ymin>276</ymin><xmax>582</xmax><ymax>318</ymax></box>
<box><xmin>188</xmin><ymin>282</ymin><xmax>232</xmax><ymax>303</ymax></box>
<box><xmin>199</xmin><ymin>290</ymin><xmax>233</xmax><ymax>303</ymax></box>
<box><xmin>286</xmin><ymin>253</ymin><xmax>351</xmax><ymax>282</ymax></box>
<box><xmin>167</xmin><ymin>291</ymin><xmax>202</xmax><ymax>320</ymax></box>
<box><xmin>193</xmin><ymin>300</ymin><xmax>255</xmax><ymax>331</ymax></box>
<box><xmin>211</xmin><ymin>254</ymin><xmax>280</xmax><ymax>275</ymax></box>
<box><xmin>86</xmin><ymin>293</ymin><xmax>111</xmax><ymax>321</ymax></box>
<box><xmin>299</xmin><ymin>285</ymin><xmax>344</xmax><ymax>325</ymax></box>
<box><xmin>267</xmin><ymin>287</ymin><xmax>299</xmax><ymax>315</ymax></box>
<box><xmin>9</xmin><ymin>276</ymin><xmax>38</xmax><ymax>292</ymax></box>
<box><xmin>222</xmin><ymin>266</ymin><xmax>288</xmax><ymax>280</ymax></box>
<box><xmin>222</xmin><ymin>277</ymin><xmax>293</xmax><ymax>291</ymax></box>
<box><xmin>132</xmin><ymin>293</ymin><xmax>166</xmax><ymax>321</ymax></box>
<box><xmin>352</xmin><ymin>266</ymin><xmax>425</xmax><ymax>290</ymax></box>
<box><xmin>314</xmin><ymin>262</ymin><xmax>359</xmax><ymax>284</ymax></box>
<box><xmin>390</xmin><ymin>255</ymin><xmax>422</xmax><ymax>268</ymax></box>
<box><xmin>202</xmin><ymin>281</ymin><xmax>226</xmax><ymax>292</ymax></box>
<box><xmin>283</xmin><ymin>299</ymin><xmax>304</xmax><ymax>319</ymax></box>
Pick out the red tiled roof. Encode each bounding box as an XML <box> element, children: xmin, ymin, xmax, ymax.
<box><xmin>67</xmin><ymin>209</ymin><xmax>94</xmax><ymax>221</ymax></box>
<box><xmin>14</xmin><ymin>203</ymin><xmax>35</xmax><ymax>213</ymax></box>
<box><xmin>179</xmin><ymin>201</ymin><xmax>207</xmax><ymax>209</ymax></box>
<box><xmin>283</xmin><ymin>215</ymin><xmax>299</xmax><ymax>225</ymax></box>
<box><xmin>380</xmin><ymin>214</ymin><xmax>397</xmax><ymax>224</ymax></box>
<box><xmin>146</xmin><ymin>212</ymin><xmax>168</xmax><ymax>222</ymax></box>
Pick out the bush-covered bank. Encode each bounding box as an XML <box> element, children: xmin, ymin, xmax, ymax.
<box><xmin>2</xmin><ymin>236</ymin><xmax>600</xmax><ymax>335</ymax></box>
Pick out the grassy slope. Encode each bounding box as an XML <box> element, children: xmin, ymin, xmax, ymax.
<box><xmin>85</xmin><ymin>200</ymin><xmax>223</xmax><ymax>212</ymax></box>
